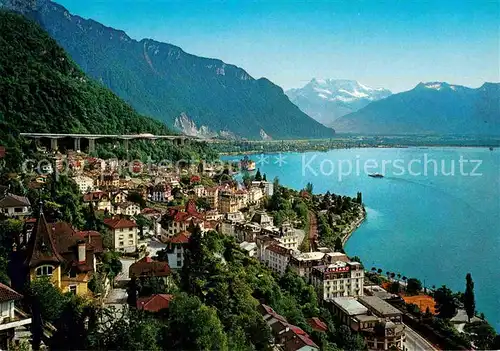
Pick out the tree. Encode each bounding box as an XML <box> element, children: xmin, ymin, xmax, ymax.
<box><xmin>167</xmin><ymin>293</ymin><xmax>228</xmax><ymax>350</ymax></box>
<box><xmin>135</xmin><ymin>214</ymin><xmax>152</xmax><ymax>239</ymax></box>
<box><xmin>101</xmin><ymin>251</ymin><xmax>123</xmax><ymax>279</ymax></box>
<box><xmin>406</xmin><ymin>278</ymin><xmax>422</xmax><ymax>295</ymax></box>
<box><xmin>434</xmin><ymin>285</ymin><xmax>458</xmax><ymax>319</ymax></box>
<box><xmin>377</xmin><ymin>268</ymin><xmax>383</xmax><ymax>274</ymax></box>
<box><xmin>334</xmin><ymin>237</ymin><xmax>343</xmax><ymax>252</ymax></box>
<box><xmin>389</xmin><ymin>281</ymin><xmax>400</xmax><ymax>294</ymax></box>
<box><xmin>254</xmin><ymin>169</ymin><xmax>262</xmax><ymax>181</ymax></box>
<box><xmin>464</xmin><ymin>273</ymin><xmax>476</xmax><ymax>323</ymax></box>
<box><xmin>127</xmin><ymin>192</ymin><xmax>146</xmax><ymax>208</ymax></box>
<box><xmin>305</xmin><ymin>182</ymin><xmax>313</xmax><ymax>194</ymax></box>
<box><xmin>262</xmin><ymin>173</ymin><xmax>267</xmax><ymax>181</ymax></box>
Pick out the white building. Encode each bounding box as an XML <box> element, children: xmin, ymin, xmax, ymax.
<box><xmin>113</xmin><ymin>202</ymin><xmax>141</xmax><ymax>216</ymax></box>
<box><xmin>0</xmin><ymin>193</ymin><xmax>31</xmax><ymax>218</ymax></box>
<box><xmin>311</xmin><ymin>260</ymin><xmax>364</xmax><ymax>300</ymax></box>
<box><xmin>275</xmin><ymin>222</ymin><xmax>300</xmax><ymax>250</ymax></box>
<box><xmin>289</xmin><ymin>251</ymin><xmax>326</xmax><ymax>282</ymax></box>
<box><xmin>0</xmin><ymin>283</ymin><xmax>31</xmax><ymax>349</ymax></box>
<box><xmin>104</xmin><ymin>217</ymin><xmax>138</xmax><ymax>253</ymax></box>
<box><xmin>239</xmin><ymin>241</ymin><xmax>257</xmax><ymax>257</ymax></box>
<box><xmin>252</xmin><ymin>181</ymin><xmax>274</xmax><ymax>197</ymax></box>
<box><xmin>72</xmin><ymin>175</ymin><xmax>94</xmax><ymax>193</ymax></box>
<box><xmin>164</xmin><ymin>231</ymin><xmax>190</xmax><ymax>269</ymax></box>
<box><xmin>263</xmin><ymin>244</ymin><xmax>293</xmax><ymax>275</ymax></box>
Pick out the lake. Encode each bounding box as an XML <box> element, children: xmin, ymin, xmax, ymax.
<box><xmin>222</xmin><ymin>147</ymin><xmax>500</xmax><ymax>330</ymax></box>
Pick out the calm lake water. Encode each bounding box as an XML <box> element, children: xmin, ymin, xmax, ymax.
<box><xmin>222</xmin><ymin>147</ymin><xmax>500</xmax><ymax>330</ymax></box>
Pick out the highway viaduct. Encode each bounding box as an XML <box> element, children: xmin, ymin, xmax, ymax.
<box><xmin>19</xmin><ymin>133</ymin><xmax>217</xmax><ymax>153</ymax></box>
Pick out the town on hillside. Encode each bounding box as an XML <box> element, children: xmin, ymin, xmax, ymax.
<box><xmin>0</xmin><ymin>147</ymin><xmax>496</xmax><ymax>351</ymax></box>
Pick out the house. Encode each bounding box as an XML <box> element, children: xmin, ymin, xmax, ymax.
<box><xmin>110</xmin><ymin>189</ymin><xmax>128</xmax><ymax>204</ymax></box>
<box><xmin>257</xmin><ymin>304</ymin><xmax>319</xmax><ymax>351</ymax></box>
<box><xmin>72</xmin><ymin>175</ymin><xmax>94</xmax><ymax>194</ymax></box>
<box><xmin>129</xmin><ymin>256</ymin><xmax>171</xmax><ymax>282</ymax></box>
<box><xmin>162</xmin><ymin>200</ymin><xmax>205</xmax><ymax>237</ymax></box>
<box><xmin>0</xmin><ymin>192</ymin><xmax>31</xmax><ymax>218</ymax></box>
<box><xmin>192</xmin><ymin>184</ymin><xmax>204</xmax><ymax>198</ymax></box>
<box><xmin>251</xmin><ymin>210</ymin><xmax>274</xmax><ymax>228</ymax></box>
<box><xmin>203</xmin><ymin>186</ymin><xmax>219</xmax><ymax>210</ymax></box>
<box><xmin>163</xmin><ymin>231</ymin><xmax>190</xmax><ymax>269</ymax></box>
<box><xmin>22</xmin><ymin>212</ymin><xmax>103</xmax><ymax>296</ymax></box>
<box><xmin>83</xmin><ymin>191</ymin><xmax>112</xmax><ymax>213</ymax></box>
<box><xmin>239</xmin><ymin>241</ymin><xmax>257</xmax><ymax>257</ymax></box>
<box><xmin>331</xmin><ymin>296</ymin><xmax>406</xmax><ymax>351</ymax></box>
<box><xmin>97</xmin><ymin>172</ymin><xmax>120</xmax><ymax>188</ymax></box>
<box><xmin>263</xmin><ymin>244</ymin><xmax>293</xmax><ymax>275</ymax></box>
<box><xmin>0</xmin><ymin>283</ymin><xmax>31</xmax><ymax>349</ymax></box>
<box><xmin>137</xmin><ymin>294</ymin><xmax>173</xmax><ymax>313</ymax></box>
<box><xmin>307</xmin><ymin>317</ymin><xmax>328</xmax><ymax>332</ymax></box>
<box><xmin>218</xmin><ymin>192</ymin><xmax>239</xmax><ymax>214</ymax></box>
<box><xmin>248</xmin><ymin>186</ymin><xmax>264</xmax><ymax>204</ymax></box>
<box><xmin>252</xmin><ymin>180</ymin><xmax>274</xmax><ymax>197</ymax></box>
<box><xmin>104</xmin><ymin>217</ymin><xmax>138</xmax><ymax>253</ymax></box>
<box><xmin>289</xmin><ymin>252</ymin><xmax>325</xmax><ymax>282</ymax></box>
<box><xmin>113</xmin><ymin>202</ymin><xmax>141</xmax><ymax>216</ymax></box>
<box><xmin>275</xmin><ymin>222</ymin><xmax>300</xmax><ymax>250</ymax></box>
<box><xmin>147</xmin><ymin>183</ymin><xmax>172</xmax><ymax>203</ymax></box>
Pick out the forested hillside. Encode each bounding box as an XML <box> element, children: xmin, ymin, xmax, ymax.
<box><xmin>0</xmin><ymin>11</ymin><xmax>216</xmax><ymax>168</ymax></box>
<box><xmin>7</xmin><ymin>0</ymin><xmax>335</xmax><ymax>140</ymax></box>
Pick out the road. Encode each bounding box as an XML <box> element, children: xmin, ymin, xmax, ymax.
<box><xmin>404</xmin><ymin>324</ymin><xmax>439</xmax><ymax>351</ymax></box>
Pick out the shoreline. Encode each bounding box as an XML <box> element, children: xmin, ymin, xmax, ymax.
<box><xmin>341</xmin><ymin>207</ymin><xmax>366</xmax><ymax>246</ymax></box>
<box><xmin>219</xmin><ymin>144</ymin><xmax>497</xmax><ymax>156</ymax></box>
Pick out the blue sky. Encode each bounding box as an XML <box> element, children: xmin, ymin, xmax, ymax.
<box><xmin>57</xmin><ymin>0</ymin><xmax>499</xmax><ymax>93</ymax></box>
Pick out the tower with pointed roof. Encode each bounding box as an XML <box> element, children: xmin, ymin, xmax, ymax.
<box><xmin>24</xmin><ymin>209</ymin><xmax>63</xmax><ymax>288</ymax></box>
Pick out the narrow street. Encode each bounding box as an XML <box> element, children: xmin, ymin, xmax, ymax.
<box><xmin>308</xmin><ymin>210</ymin><xmax>318</xmax><ymax>250</ymax></box>
<box><xmin>404</xmin><ymin>324</ymin><xmax>439</xmax><ymax>351</ymax></box>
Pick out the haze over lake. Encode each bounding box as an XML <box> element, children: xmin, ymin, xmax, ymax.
<box><xmin>222</xmin><ymin>147</ymin><xmax>500</xmax><ymax>331</ymax></box>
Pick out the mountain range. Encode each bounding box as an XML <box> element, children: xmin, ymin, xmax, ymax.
<box><xmin>332</xmin><ymin>82</ymin><xmax>500</xmax><ymax>135</ymax></box>
<box><xmin>286</xmin><ymin>79</ymin><xmax>391</xmax><ymax>126</ymax></box>
<box><xmin>3</xmin><ymin>0</ymin><xmax>334</xmax><ymax>140</ymax></box>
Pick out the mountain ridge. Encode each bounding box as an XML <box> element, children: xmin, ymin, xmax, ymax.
<box><xmin>332</xmin><ymin>81</ymin><xmax>500</xmax><ymax>135</ymax></box>
<box><xmin>286</xmin><ymin>78</ymin><xmax>392</xmax><ymax>126</ymax></box>
<box><xmin>5</xmin><ymin>0</ymin><xmax>335</xmax><ymax>140</ymax></box>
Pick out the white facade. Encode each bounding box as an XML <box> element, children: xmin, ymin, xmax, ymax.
<box><xmin>73</xmin><ymin>176</ymin><xmax>94</xmax><ymax>194</ymax></box>
<box><xmin>263</xmin><ymin>244</ymin><xmax>292</xmax><ymax>275</ymax></box>
<box><xmin>311</xmin><ymin>261</ymin><xmax>364</xmax><ymax>300</ymax></box>
<box><xmin>112</xmin><ymin>227</ymin><xmax>138</xmax><ymax>253</ymax></box>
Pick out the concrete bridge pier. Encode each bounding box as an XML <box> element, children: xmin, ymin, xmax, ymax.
<box><xmin>50</xmin><ymin>138</ymin><xmax>58</xmax><ymax>151</ymax></box>
<box><xmin>74</xmin><ymin>137</ymin><xmax>81</xmax><ymax>152</ymax></box>
<box><xmin>88</xmin><ymin>138</ymin><xmax>96</xmax><ymax>153</ymax></box>
<box><xmin>123</xmin><ymin>139</ymin><xmax>129</xmax><ymax>152</ymax></box>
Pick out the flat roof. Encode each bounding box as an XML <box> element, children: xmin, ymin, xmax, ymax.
<box><xmin>292</xmin><ymin>252</ymin><xmax>325</xmax><ymax>261</ymax></box>
<box><xmin>332</xmin><ymin>297</ymin><xmax>368</xmax><ymax>316</ymax></box>
<box><xmin>358</xmin><ymin>296</ymin><xmax>402</xmax><ymax>316</ymax></box>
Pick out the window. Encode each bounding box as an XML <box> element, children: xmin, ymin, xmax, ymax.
<box><xmin>129</xmin><ymin>234</ymin><xmax>133</xmax><ymax>238</ymax></box>
<box><xmin>36</xmin><ymin>265</ymin><xmax>53</xmax><ymax>276</ymax></box>
<box><xmin>128</xmin><ymin>240</ymin><xmax>134</xmax><ymax>246</ymax></box>
<box><xmin>14</xmin><ymin>207</ymin><xmax>23</xmax><ymax>213</ymax></box>
<box><xmin>69</xmin><ymin>269</ymin><xmax>77</xmax><ymax>278</ymax></box>
<box><xmin>69</xmin><ymin>285</ymin><xmax>77</xmax><ymax>295</ymax></box>
<box><xmin>119</xmin><ymin>241</ymin><xmax>124</xmax><ymax>246</ymax></box>
<box><xmin>120</xmin><ymin>228</ymin><xmax>123</xmax><ymax>232</ymax></box>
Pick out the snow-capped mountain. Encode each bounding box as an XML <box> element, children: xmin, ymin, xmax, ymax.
<box><xmin>286</xmin><ymin>79</ymin><xmax>392</xmax><ymax>126</ymax></box>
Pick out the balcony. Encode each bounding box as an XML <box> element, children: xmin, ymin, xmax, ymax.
<box><xmin>0</xmin><ymin>309</ymin><xmax>31</xmax><ymax>331</ymax></box>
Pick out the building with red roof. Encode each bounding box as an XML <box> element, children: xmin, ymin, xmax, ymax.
<box><xmin>104</xmin><ymin>217</ymin><xmax>138</xmax><ymax>253</ymax></box>
<box><xmin>129</xmin><ymin>256</ymin><xmax>171</xmax><ymax>279</ymax></box>
<box><xmin>137</xmin><ymin>294</ymin><xmax>173</xmax><ymax>313</ymax></box>
<box><xmin>307</xmin><ymin>317</ymin><xmax>328</xmax><ymax>332</ymax></box>
<box><xmin>162</xmin><ymin>231</ymin><xmax>191</xmax><ymax>269</ymax></box>
<box><xmin>21</xmin><ymin>211</ymin><xmax>103</xmax><ymax>296</ymax></box>
<box><xmin>162</xmin><ymin>200</ymin><xmax>206</xmax><ymax>237</ymax></box>
<box><xmin>257</xmin><ymin>304</ymin><xmax>319</xmax><ymax>351</ymax></box>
